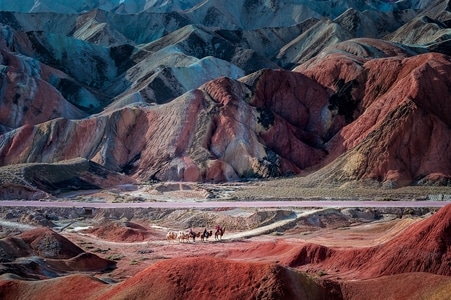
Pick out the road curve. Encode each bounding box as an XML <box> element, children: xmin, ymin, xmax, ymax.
<box><xmin>0</xmin><ymin>200</ymin><xmax>449</xmax><ymax>209</ymax></box>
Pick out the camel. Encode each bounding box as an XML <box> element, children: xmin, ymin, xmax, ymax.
<box><xmin>177</xmin><ymin>231</ymin><xmax>190</xmax><ymax>243</ymax></box>
<box><xmin>166</xmin><ymin>231</ymin><xmax>177</xmax><ymax>241</ymax></box>
<box><xmin>190</xmin><ymin>231</ymin><xmax>201</xmax><ymax>242</ymax></box>
<box><xmin>168</xmin><ymin>229</ymin><xmax>204</xmax><ymax>243</ymax></box>
<box><xmin>201</xmin><ymin>230</ymin><xmax>213</xmax><ymax>242</ymax></box>
<box><xmin>215</xmin><ymin>227</ymin><xmax>225</xmax><ymax>240</ymax></box>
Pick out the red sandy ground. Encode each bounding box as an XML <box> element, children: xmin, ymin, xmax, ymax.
<box><xmin>0</xmin><ymin>205</ymin><xmax>450</xmax><ymax>299</ymax></box>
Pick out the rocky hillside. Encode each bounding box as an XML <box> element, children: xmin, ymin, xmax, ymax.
<box><xmin>281</xmin><ymin>203</ymin><xmax>451</xmax><ymax>277</ymax></box>
<box><xmin>1</xmin><ymin>0</ymin><xmax>451</xmax><ymax>196</ymax></box>
<box><xmin>0</xmin><ymin>227</ymin><xmax>116</xmax><ymax>279</ymax></box>
<box><xmin>0</xmin><ymin>204</ymin><xmax>449</xmax><ymax>299</ymax></box>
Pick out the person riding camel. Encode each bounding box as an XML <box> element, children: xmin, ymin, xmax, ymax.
<box><xmin>203</xmin><ymin>227</ymin><xmax>208</xmax><ymax>237</ymax></box>
<box><xmin>189</xmin><ymin>228</ymin><xmax>194</xmax><ymax>237</ymax></box>
<box><xmin>215</xmin><ymin>225</ymin><xmax>221</xmax><ymax>233</ymax></box>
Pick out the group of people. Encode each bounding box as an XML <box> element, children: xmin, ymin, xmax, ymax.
<box><xmin>188</xmin><ymin>225</ymin><xmax>223</xmax><ymax>239</ymax></box>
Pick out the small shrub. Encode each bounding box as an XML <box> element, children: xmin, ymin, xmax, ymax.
<box><xmin>107</xmin><ymin>254</ymin><xmax>124</xmax><ymax>261</ymax></box>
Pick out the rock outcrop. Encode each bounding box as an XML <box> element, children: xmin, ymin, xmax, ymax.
<box><xmin>84</xmin><ymin>221</ymin><xmax>154</xmax><ymax>242</ymax></box>
<box><xmin>281</xmin><ymin>204</ymin><xmax>451</xmax><ymax>278</ymax></box>
<box><xmin>2</xmin><ymin>46</ymin><xmax>451</xmax><ymax>188</ymax></box>
<box><xmin>0</xmin><ymin>158</ymin><xmax>135</xmax><ymax>197</ymax></box>
<box><xmin>0</xmin><ymin>228</ymin><xmax>116</xmax><ymax>279</ymax></box>
<box><xmin>1</xmin><ymin>0</ymin><xmax>451</xmax><ymax>195</ymax></box>
<box><xmin>97</xmin><ymin>256</ymin><xmax>335</xmax><ymax>300</ymax></box>
<box><xmin>296</xmin><ymin>43</ymin><xmax>451</xmax><ymax>186</ymax></box>
<box><xmin>0</xmin><ymin>70</ymin><xmax>338</xmax><ymax>183</ymax></box>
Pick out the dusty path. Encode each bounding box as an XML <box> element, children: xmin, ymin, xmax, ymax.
<box><xmin>0</xmin><ymin>220</ymin><xmax>36</xmax><ymax>231</ymax></box>
<box><xmin>223</xmin><ymin>209</ymin><xmax>326</xmax><ymax>240</ymax></box>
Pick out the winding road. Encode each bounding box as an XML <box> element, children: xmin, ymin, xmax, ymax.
<box><xmin>0</xmin><ymin>200</ymin><xmax>448</xmax><ymax>208</ymax></box>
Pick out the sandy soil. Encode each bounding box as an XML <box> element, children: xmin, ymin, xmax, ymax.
<box><xmin>1</xmin><ymin>181</ymin><xmax>449</xmax><ymax>300</ymax></box>
<box><xmin>56</xmin><ymin>209</ymin><xmax>425</xmax><ymax>282</ymax></box>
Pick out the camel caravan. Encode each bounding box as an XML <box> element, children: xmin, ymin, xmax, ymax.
<box><xmin>166</xmin><ymin>226</ymin><xmax>225</xmax><ymax>243</ymax></box>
